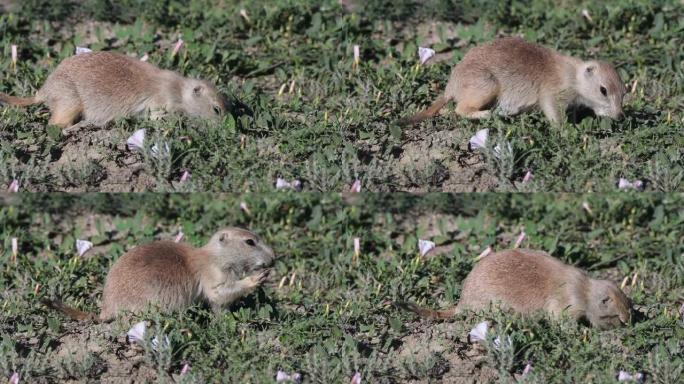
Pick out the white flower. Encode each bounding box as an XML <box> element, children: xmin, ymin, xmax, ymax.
<box><xmin>493</xmin><ymin>141</ymin><xmax>512</xmax><ymax>158</ymax></box>
<box><xmin>522</xmin><ymin>170</ymin><xmax>533</xmax><ymax>183</ymax></box>
<box><xmin>172</xmin><ymin>38</ymin><xmax>184</xmax><ymax>57</ymax></box>
<box><xmin>350</xmin><ymin>372</ymin><xmax>361</xmax><ymax>384</ymax></box>
<box><xmin>75</xmin><ymin>46</ymin><xmax>92</xmax><ymax>55</ymax></box>
<box><xmin>469</xmin><ymin>129</ymin><xmax>488</xmax><ymax>150</ymax></box>
<box><xmin>127</xmin><ymin>321</ymin><xmax>147</xmax><ymax>344</ymax></box>
<box><xmin>76</xmin><ymin>239</ymin><xmax>93</xmax><ymax>257</ymax></box>
<box><xmin>140</xmin><ymin>53</ymin><xmax>149</xmax><ymax>62</ymax></box>
<box><xmin>150</xmin><ymin>142</ymin><xmax>170</xmax><ymax>158</ymax></box>
<box><xmin>581</xmin><ymin>201</ymin><xmax>593</xmax><ymax>215</ymax></box>
<box><xmin>353</xmin><ymin>45</ymin><xmax>360</xmax><ymax>66</ymax></box>
<box><xmin>151</xmin><ymin>335</ymin><xmax>170</xmax><ymax>350</ymax></box>
<box><xmin>418</xmin><ymin>47</ymin><xmax>435</xmax><ymax>64</ymax></box>
<box><xmin>7</xmin><ymin>179</ymin><xmax>19</xmax><ymax>193</ymax></box>
<box><xmin>493</xmin><ymin>335</ymin><xmax>512</xmax><ymax>350</ymax></box>
<box><xmin>468</xmin><ymin>321</ymin><xmax>489</xmax><ymax>343</ymax></box>
<box><xmin>618</xmin><ymin>370</ymin><xmax>644</xmax><ymax>382</ymax></box>
<box><xmin>353</xmin><ymin>237</ymin><xmax>361</xmax><ymax>258</ymax></box>
<box><xmin>11</xmin><ymin>237</ymin><xmax>18</xmax><ymax>259</ymax></box>
<box><xmin>11</xmin><ymin>44</ymin><xmax>17</xmax><ymax>66</ymax></box>
<box><xmin>239</xmin><ymin>9</ymin><xmax>250</xmax><ymax>22</ymax></box>
<box><xmin>350</xmin><ymin>179</ymin><xmax>361</xmax><ymax>193</ymax></box>
<box><xmin>581</xmin><ymin>9</ymin><xmax>593</xmax><ymax>22</ymax></box>
<box><xmin>276</xmin><ymin>178</ymin><xmax>302</xmax><ymax>191</ymax></box>
<box><xmin>127</xmin><ymin>129</ymin><xmax>146</xmax><ymax>152</ymax></box>
<box><xmin>174</xmin><ymin>231</ymin><xmax>184</xmax><ymax>243</ymax></box>
<box><xmin>9</xmin><ymin>372</ymin><xmax>19</xmax><ymax>384</ymax></box>
<box><xmin>276</xmin><ymin>370</ymin><xmax>302</xmax><ymax>383</ymax></box>
<box><xmin>276</xmin><ymin>178</ymin><xmax>291</xmax><ymax>189</ymax></box>
<box><xmin>514</xmin><ymin>230</ymin><xmax>526</xmax><ymax>248</ymax></box>
<box><xmin>180</xmin><ymin>171</ymin><xmax>191</xmax><ymax>182</ymax></box>
<box><xmin>618</xmin><ymin>178</ymin><xmax>644</xmax><ymax>191</ymax></box>
<box><xmin>418</xmin><ymin>239</ymin><xmax>435</xmax><ymax>257</ymax></box>
<box><xmin>240</xmin><ymin>201</ymin><xmax>251</xmax><ymax>215</ymax></box>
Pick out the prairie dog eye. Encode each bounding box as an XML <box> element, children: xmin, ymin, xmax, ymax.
<box><xmin>600</xmin><ymin>86</ymin><xmax>607</xmax><ymax>96</ymax></box>
<box><xmin>213</xmin><ymin>105</ymin><xmax>222</xmax><ymax>115</ymax></box>
<box><xmin>245</xmin><ymin>239</ymin><xmax>256</xmax><ymax>246</ymax></box>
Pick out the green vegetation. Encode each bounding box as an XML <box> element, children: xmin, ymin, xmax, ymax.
<box><xmin>0</xmin><ymin>0</ymin><xmax>682</xmax><ymax>192</ymax></box>
<box><xmin>1</xmin><ymin>193</ymin><xmax>682</xmax><ymax>382</ymax></box>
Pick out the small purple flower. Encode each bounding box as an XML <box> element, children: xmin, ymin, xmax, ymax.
<box><xmin>76</xmin><ymin>239</ymin><xmax>93</xmax><ymax>257</ymax></box>
<box><xmin>418</xmin><ymin>239</ymin><xmax>435</xmax><ymax>257</ymax></box>
<box><xmin>418</xmin><ymin>47</ymin><xmax>435</xmax><ymax>64</ymax></box>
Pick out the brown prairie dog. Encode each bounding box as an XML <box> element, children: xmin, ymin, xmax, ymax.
<box><xmin>398</xmin><ymin>249</ymin><xmax>631</xmax><ymax>329</ymax></box>
<box><xmin>401</xmin><ymin>37</ymin><xmax>627</xmax><ymax>125</ymax></box>
<box><xmin>42</xmin><ymin>228</ymin><xmax>275</xmax><ymax>321</ymax></box>
<box><xmin>0</xmin><ymin>51</ymin><xmax>227</xmax><ymax>133</ymax></box>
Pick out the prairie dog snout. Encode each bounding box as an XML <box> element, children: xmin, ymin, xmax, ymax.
<box><xmin>398</xmin><ymin>249</ymin><xmax>631</xmax><ymax>329</ymax></box>
<box><xmin>0</xmin><ymin>51</ymin><xmax>228</xmax><ymax>133</ymax></box>
<box><xmin>400</xmin><ymin>37</ymin><xmax>627</xmax><ymax>125</ymax></box>
<box><xmin>42</xmin><ymin>227</ymin><xmax>274</xmax><ymax>321</ymax></box>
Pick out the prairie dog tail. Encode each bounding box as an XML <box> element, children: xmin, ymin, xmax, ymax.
<box><xmin>394</xmin><ymin>301</ymin><xmax>457</xmax><ymax>319</ymax></box>
<box><xmin>41</xmin><ymin>299</ymin><xmax>98</xmax><ymax>321</ymax></box>
<box><xmin>398</xmin><ymin>95</ymin><xmax>449</xmax><ymax>126</ymax></box>
<box><xmin>0</xmin><ymin>93</ymin><xmax>38</xmax><ymax>107</ymax></box>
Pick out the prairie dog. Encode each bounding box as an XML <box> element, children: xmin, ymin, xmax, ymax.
<box><xmin>400</xmin><ymin>37</ymin><xmax>627</xmax><ymax>125</ymax></box>
<box><xmin>42</xmin><ymin>228</ymin><xmax>274</xmax><ymax>321</ymax></box>
<box><xmin>398</xmin><ymin>249</ymin><xmax>631</xmax><ymax>329</ymax></box>
<box><xmin>0</xmin><ymin>51</ymin><xmax>227</xmax><ymax>133</ymax></box>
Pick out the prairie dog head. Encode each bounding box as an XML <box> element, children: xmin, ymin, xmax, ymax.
<box><xmin>586</xmin><ymin>279</ymin><xmax>631</xmax><ymax>329</ymax></box>
<box><xmin>203</xmin><ymin>228</ymin><xmax>275</xmax><ymax>274</ymax></box>
<box><xmin>576</xmin><ymin>61</ymin><xmax>627</xmax><ymax>119</ymax></box>
<box><xmin>181</xmin><ymin>79</ymin><xmax>227</xmax><ymax>120</ymax></box>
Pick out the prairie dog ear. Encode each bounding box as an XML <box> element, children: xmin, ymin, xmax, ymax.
<box><xmin>219</xmin><ymin>233</ymin><xmax>228</xmax><ymax>243</ymax></box>
<box><xmin>193</xmin><ymin>85</ymin><xmax>204</xmax><ymax>96</ymax></box>
<box><xmin>585</xmin><ymin>65</ymin><xmax>596</xmax><ymax>75</ymax></box>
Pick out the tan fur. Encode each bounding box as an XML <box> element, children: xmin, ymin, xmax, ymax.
<box><xmin>401</xmin><ymin>37</ymin><xmax>627</xmax><ymax>125</ymax></box>
<box><xmin>1</xmin><ymin>51</ymin><xmax>227</xmax><ymax>132</ymax></box>
<box><xmin>399</xmin><ymin>249</ymin><xmax>631</xmax><ymax>329</ymax></box>
<box><xmin>43</xmin><ymin>228</ymin><xmax>274</xmax><ymax>322</ymax></box>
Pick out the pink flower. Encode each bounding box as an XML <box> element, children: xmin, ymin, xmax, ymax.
<box><xmin>174</xmin><ymin>231</ymin><xmax>184</xmax><ymax>243</ymax></box>
<box><xmin>514</xmin><ymin>230</ymin><xmax>526</xmax><ymax>248</ymax></box>
<box><xmin>522</xmin><ymin>170</ymin><xmax>533</xmax><ymax>183</ymax></box>
<box><xmin>180</xmin><ymin>363</ymin><xmax>190</xmax><ymax>375</ymax></box>
<box><xmin>350</xmin><ymin>372</ymin><xmax>361</xmax><ymax>384</ymax></box>
<box><xmin>140</xmin><ymin>53</ymin><xmax>149</xmax><ymax>62</ymax></box>
<box><xmin>618</xmin><ymin>178</ymin><xmax>644</xmax><ymax>191</ymax></box>
<box><xmin>353</xmin><ymin>237</ymin><xmax>361</xmax><ymax>258</ymax></box>
<box><xmin>172</xmin><ymin>37</ymin><xmax>184</xmax><ymax>57</ymax></box>
<box><xmin>9</xmin><ymin>372</ymin><xmax>19</xmax><ymax>384</ymax></box>
<box><xmin>7</xmin><ymin>179</ymin><xmax>19</xmax><ymax>193</ymax></box>
<box><xmin>617</xmin><ymin>370</ymin><xmax>644</xmax><ymax>383</ymax></box>
<box><xmin>349</xmin><ymin>179</ymin><xmax>361</xmax><ymax>193</ymax></box>
<box><xmin>475</xmin><ymin>246</ymin><xmax>492</xmax><ymax>261</ymax></box>
<box><xmin>180</xmin><ymin>171</ymin><xmax>191</xmax><ymax>182</ymax></box>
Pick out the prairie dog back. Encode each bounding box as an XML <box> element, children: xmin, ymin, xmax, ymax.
<box><xmin>401</xmin><ymin>37</ymin><xmax>626</xmax><ymax>125</ymax></box>
<box><xmin>1</xmin><ymin>51</ymin><xmax>227</xmax><ymax>131</ymax></box>
<box><xmin>43</xmin><ymin>228</ymin><xmax>275</xmax><ymax>322</ymax></box>
<box><xmin>398</xmin><ymin>249</ymin><xmax>631</xmax><ymax>329</ymax></box>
